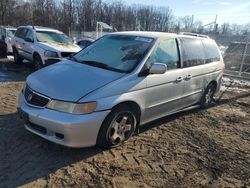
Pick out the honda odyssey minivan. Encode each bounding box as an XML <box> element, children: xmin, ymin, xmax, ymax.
<box><xmin>18</xmin><ymin>31</ymin><xmax>224</xmax><ymax>148</ymax></box>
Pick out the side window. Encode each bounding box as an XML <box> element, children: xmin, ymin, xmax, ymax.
<box><xmin>148</xmin><ymin>38</ymin><xmax>180</xmax><ymax>70</ymax></box>
<box><xmin>180</xmin><ymin>38</ymin><xmax>206</xmax><ymax>67</ymax></box>
<box><xmin>25</xmin><ymin>29</ymin><xmax>34</xmax><ymax>41</ymax></box>
<box><xmin>202</xmin><ymin>39</ymin><xmax>220</xmax><ymax>63</ymax></box>
<box><xmin>15</xmin><ymin>28</ymin><xmax>27</xmax><ymax>39</ymax></box>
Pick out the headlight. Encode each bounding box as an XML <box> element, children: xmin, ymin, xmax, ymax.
<box><xmin>47</xmin><ymin>100</ymin><xmax>96</xmax><ymax>114</ymax></box>
<box><xmin>44</xmin><ymin>50</ymin><xmax>58</xmax><ymax>58</ymax></box>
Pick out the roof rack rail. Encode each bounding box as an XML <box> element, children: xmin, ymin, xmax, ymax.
<box><xmin>179</xmin><ymin>32</ymin><xmax>209</xmax><ymax>39</ymax></box>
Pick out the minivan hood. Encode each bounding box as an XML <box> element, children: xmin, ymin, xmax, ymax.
<box><xmin>38</xmin><ymin>42</ymin><xmax>81</xmax><ymax>53</ymax></box>
<box><xmin>26</xmin><ymin>60</ymin><xmax>125</xmax><ymax>101</ymax></box>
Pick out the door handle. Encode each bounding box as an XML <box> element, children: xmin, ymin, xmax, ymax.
<box><xmin>185</xmin><ymin>74</ymin><xmax>192</xmax><ymax>80</ymax></box>
<box><xmin>176</xmin><ymin>76</ymin><xmax>183</xmax><ymax>82</ymax></box>
<box><xmin>22</xmin><ymin>43</ymin><xmax>25</xmax><ymax>45</ymax></box>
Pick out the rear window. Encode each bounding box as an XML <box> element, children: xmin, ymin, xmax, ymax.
<box><xmin>202</xmin><ymin>39</ymin><xmax>220</xmax><ymax>63</ymax></box>
<box><xmin>180</xmin><ymin>38</ymin><xmax>206</xmax><ymax>67</ymax></box>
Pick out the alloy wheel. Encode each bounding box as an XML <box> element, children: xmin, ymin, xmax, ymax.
<box><xmin>108</xmin><ymin>113</ymin><xmax>135</xmax><ymax>145</ymax></box>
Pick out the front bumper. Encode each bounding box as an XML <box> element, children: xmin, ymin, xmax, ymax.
<box><xmin>18</xmin><ymin>93</ymin><xmax>110</xmax><ymax>148</ymax></box>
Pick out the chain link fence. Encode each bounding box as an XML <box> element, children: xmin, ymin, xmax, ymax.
<box><xmin>210</xmin><ymin>34</ymin><xmax>250</xmax><ymax>80</ymax></box>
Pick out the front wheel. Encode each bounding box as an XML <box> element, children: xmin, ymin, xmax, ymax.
<box><xmin>97</xmin><ymin>105</ymin><xmax>137</xmax><ymax>149</ymax></box>
<box><xmin>34</xmin><ymin>55</ymin><xmax>44</xmax><ymax>70</ymax></box>
<box><xmin>200</xmin><ymin>83</ymin><xmax>216</xmax><ymax>108</ymax></box>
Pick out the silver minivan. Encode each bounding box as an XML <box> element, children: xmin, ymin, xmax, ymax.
<box><xmin>18</xmin><ymin>32</ymin><xmax>224</xmax><ymax>148</ymax></box>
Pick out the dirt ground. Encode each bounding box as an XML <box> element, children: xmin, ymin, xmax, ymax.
<box><xmin>0</xmin><ymin>59</ymin><xmax>250</xmax><ymax>188</ymax></box>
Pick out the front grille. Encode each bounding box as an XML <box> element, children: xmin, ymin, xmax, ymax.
<box><xmin>61</xmin><ymin>52</ymin><xmax>73</xmax><ymax>58</ymax></box>
<box><xmin>24</xmin><ymin>86</ymin><xmax>50</xmax><ymax>107</ymax></box>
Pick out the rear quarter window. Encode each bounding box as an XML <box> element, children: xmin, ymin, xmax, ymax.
<box><xmin>180</xmin><ymin>38</ymin><xmax>206</xmax><ymax>67</ymax></box>
<box><xmin>202</xmin><ymin>39</ymin><xmax>221</xmax><ymax>63</ymax></box>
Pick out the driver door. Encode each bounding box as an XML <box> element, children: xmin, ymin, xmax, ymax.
<box><xmin>143</xmin><ymin>38</ymin><xmax>186</xmax><ymax>123</ymax></box>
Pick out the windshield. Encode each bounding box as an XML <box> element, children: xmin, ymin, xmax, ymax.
<box><xmin>36</xmin><ymin>31</ymin><xmax>71</xmax><ymax>44</ymax></box>
<box><xmin>7</xmin><ymin>29</ymin><xmax>16</xmax><ymax>38</ymax></box>
<box><xmin>74</xmin><ymin>35</ymin><xmax>154</xmax><ymax>73</ymax></box>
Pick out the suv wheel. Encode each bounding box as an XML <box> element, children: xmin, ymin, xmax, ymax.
<box><xmin>200</xmin><ymin>83</ymin><xmax>216</xmax><ymax>108</ymax></box>
<box><xmin>13</xmin><ymin>48</ymin><xmax>22</xmax><ymax>64</ymax></box>
<box><xmin>34</xmin><ymin>55</ymin><xmax>44</xmax><ymax>70</ymax></box>
<box><xmin>97</xmin><ymin>105</ymin><xmax>137</xmax><ymax>149</ymax></box>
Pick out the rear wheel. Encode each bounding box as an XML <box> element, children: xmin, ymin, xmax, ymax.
<box><xmin>13</xmin><ymin>48</ymin><xmax>22</xmax><ymax>64</ymax></box>
<box><xmin>200</xmin><ymin>83</ymin><xmax>216</xmax><ymax>108</ymax></box>
<box><xmin>34</xmin><ymin>55</ymin><xmax>44</xmax><ymax>70</ymax></box>
<box><xmin>97</xmin><ymin>105</ymin><xmax>137</xmax><ymax>149</ymax></box>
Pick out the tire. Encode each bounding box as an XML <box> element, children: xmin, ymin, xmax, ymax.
<box><xmin>97</xmin><ymin>105</ymin><xmax>137</xmax><ymax>149</ymax></box>
<box><xmin>200</xmin><ymin>83</ymin><xmax>216</xmax><ymax>108</ymax></box>
<box><xmin>34</xmin><ymin>55</ymin><xmax>44</xmax><ymax>70</ymax></box>
<box><xmin>13</xmin><ymin>48</ymin><xmax>22</xmax><ymax>64</ymax></box>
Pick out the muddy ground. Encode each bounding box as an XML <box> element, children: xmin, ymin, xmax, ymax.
<box><xmin>0</xmin><ymin>58</ymin><xmax>249</xmax><ymax>188</ymax></box>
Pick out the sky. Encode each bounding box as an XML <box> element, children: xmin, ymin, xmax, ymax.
<box><xmin>116</xmin><ymin>0</ymin><xmax>250</xmax><ymax>25</ymax></box>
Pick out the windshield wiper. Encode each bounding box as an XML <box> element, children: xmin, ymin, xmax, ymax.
<box><xmin>80</xmin><ymin>60</ymin><xmax>126</xmax><ymax>73</ymax></box>
<box><xmin>80</xmin><ymin>60</ymin><xmax>108</xmax><ymax>68</ymax></box>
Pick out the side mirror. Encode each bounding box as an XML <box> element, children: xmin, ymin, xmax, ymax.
<box><xmin>149</xmin><ymin>63</ymin><xmax>167</xmax><ymax>74</ymax></box>
<box><xmin>24</xmin><ymin>37</ymin><xmax>34</xmax><ymax>43</ymax></box>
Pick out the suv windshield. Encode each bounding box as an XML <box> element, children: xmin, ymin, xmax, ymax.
<box><xmin>7</xmin><ymin>29</ymin><xmax>16</xmax><ymax>38</ymax></box>
<box><xmin>74</xmin><ymin>35</ymin><xmax>154</xmax><ymax>73</ymax></box>
<box><xmin>36</xmin><ymin>31</ymin><xmax>71</xmax><ymax>44</ymax></box>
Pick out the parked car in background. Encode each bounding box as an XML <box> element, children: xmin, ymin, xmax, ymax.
<box><xmin>18</xmin><ymin>31</ymin><xmax>224</xmax><ymax>148</ymax></box>
<box><xmin>0</xmin><ymin>26</ymin><xmax>17</xmax><ymax>55</ymax></box>
<box><xmin>12</xmin><ymin>26</ymin><xmax>81</xmax><ymax>69</ymax></box>
<box><xmin>76</xmin><ymin>38</ymin><xmax>94</xmax><ymax>49</ymax></box>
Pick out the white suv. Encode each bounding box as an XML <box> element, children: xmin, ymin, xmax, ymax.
<box><xmin>12</xmin><ymin>26</ymin><xmax>81</xmax><ymax>69</ymax></box>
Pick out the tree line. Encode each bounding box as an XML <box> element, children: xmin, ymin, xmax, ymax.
<box><xmin>0</xmin><ymin>0</ymin><xmax>249</xmax><ymax>35</ymax></box>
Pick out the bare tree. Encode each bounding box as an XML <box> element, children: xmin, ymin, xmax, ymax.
<box><xmin>3</xmin><ymin>0</ymin><xmax>250</xmax><ymax>38</ymax></box>
<box><xmin>221</xmin><ymin>23</ymin><xmax>230</xmax><ymax>34</ymax></box>
<box><xmin>0</xmin><ymin>0</ymin><xmax>15</xmax><ymax>25</ymax></box>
